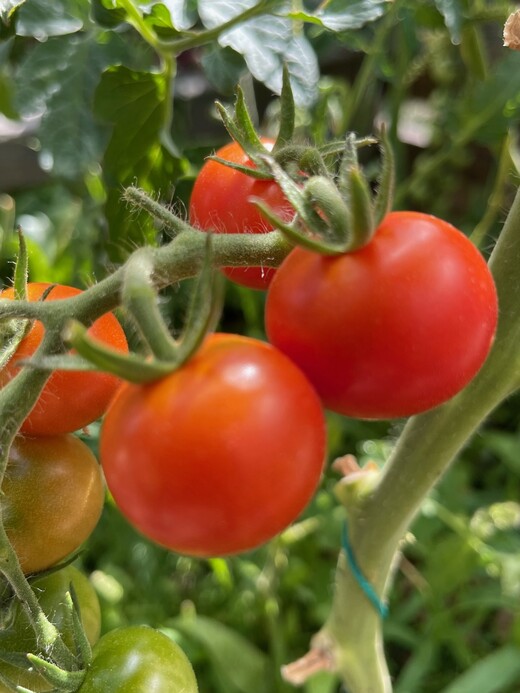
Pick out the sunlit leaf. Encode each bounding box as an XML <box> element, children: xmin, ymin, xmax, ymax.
<box><xmin>314</xmin><ymin>0</ymin><xmax>388</xmax><ymax>32</ymax></box>
<box><xmin>15</xmin><ymin>0</ymin><xmax>87</xmax><ymax>39</ymax></box>
<box><xmin>161</xmin><ymin>0</ymin><xmax>198</xmax><ymax>30</ymax></box>
<box><xmin>218</xmin><ymin>15</ymin><xmax>319</xmax><ymax>106</ymax></box>
<box><xmin>0</xmin><ymin>0</ymin><xmax>25</xmax><ymax>25</ymax></box>
<box><xmin>198</xmin><ymin>0</ymin><xmax>263</xmax><ymax>28</ymax></box>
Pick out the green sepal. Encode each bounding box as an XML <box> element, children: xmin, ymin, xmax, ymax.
<box><xmin>253</xmin><ymin>157</ymin><xmax>352</xmax><ymax>254</ymax></box>
<box><xmin>13</xmin><ymin>228</ymin><xmax>28</xmax><ymax>302</ymax></box>
<box><xmin>337</xmin><ymin>134</ymin><xmax>377</xmax><ymax>249</ymax></box>
<box><xmin>206</xmin><ymin>156</ymin><xmax>272</xmax><ymax>180</ymax></box>
<box><xmin>122</xmin><ymin>250</ymin><xmax>179</xmax><ymax>362</ymax></box>
<box><xmin>214</xmin><ymin>90</ymin><xmax>270</xmax><ymax>169</ymax></box>
<box><xmin>176</xmin><ymin>235</ymin><xmax>225</xmax><ymax>365</ymax></box>
<box><xmin>0</xmin><ymin>229</ymin><xmax>33</xmax><ymax>371</ymax></box>
<box><xmin>25</xmin><ymin>654</ymin><xmax>84</xmax><ymax>691</ymax></box>
<box><xmin>373</xmin><ymin>126</ymin><xmax>395</xmax><ymax>225</ymax></box>
<box><xmin>319</xmin><ymin>136</ymin><xmax>377</xmax><ymax>161</ymax></box>
<box><xmin>65</xmin><ymin>589</ymin><xmax>92</xmax><ymax>667</ymax></box>
<box><xmin>233</xmin><ymin>87</ymin><xmax>267</xmax><ymax>156</ymax></box>
<box><xmin>337</xmin><ymin>132</ymin><xmax>359</xmax><ymax>198</ymax></box>
<box><xmin>297</xmin><ymin>148</ymin><xmax>330</xmax><ymax>178</ymax></box>
<box><xmin>346</xmin><ymin>167</ymin><xmax>376</xmax><ymax>250</ymax></box>
<box><xmin>63</xmin><ymin>320</ymin><xmax>178</xmax><ymax>384</ymax></box>
<box><xmin>273</xmin><ymin>65</ymin><xmax>295</xmax><ymax>152</ymax></box>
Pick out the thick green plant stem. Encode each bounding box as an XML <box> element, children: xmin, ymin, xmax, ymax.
<box><xmin>310</xmin><ymin>185</ymin><xmax>520</xmax><ymax>692</ymax></box>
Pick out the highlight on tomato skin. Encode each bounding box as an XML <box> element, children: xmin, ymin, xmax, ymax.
<box><xmin>100</xmin><ymin>333</ymin><xmax>327</xmax><ymax>557</ymax></box>
<box><xmin>265</xmin><ymin>211</ymin><xmax>499</xmax><ymax>420</ymax></box>
<box><xmin>77</xmin><ymin>626</ymin><xmax>199</xmax><ymax>693</ymax></box>
<box><xmin>189</xmin><ymin>139</ymin><xmax>294</xmax><ymax>290</ymax></box>
<box><xmin>0</xmin><ymin>282</ymin><xmax>129</xmax><ymax>436</ymax></box>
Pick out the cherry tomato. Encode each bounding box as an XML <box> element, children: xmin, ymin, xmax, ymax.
<box><xmin>0</xmin><ymin>566</ymin><xmax>101</xmax><ymax>693</ymax></box>
<box><xmin>265</xmin><ymin>211</ymin><xmax>498</xmax><ymax>419</ymax></box>
<box><xmin>3</xmin><ymin>434</ymin><xmax>105</xmax><ymax>574</ymax></box>
<box><xmin>0</xmin><ymin>283</ymin><xmax>128</xmax><ymax>436</ymax></box>
<box><xmin>189</xmin><ymin>139</ymin><xmax>293</xmax><ymax>290</ymax></box>
<box><xmin>100</xmin><ymin>333</ymin><xmax>326</xmax><ymax>556</ymax></box>
<box><xmin>78</xmin><ymin>626</ymin><xmax>198</xmax><ymax>692</ymax></box>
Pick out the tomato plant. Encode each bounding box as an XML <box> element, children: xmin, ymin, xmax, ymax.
<box><xmin>265</xmin><ymin>211</ymin><xmax>498</xmax><ymax>419</ymax></box>
<box><xmin>2</xmin><ymin>434</ymin><xmax>105</xmax><ymax>574</ymax></box>
<box><xmin>77</xmin><ymin>625</ymin><xmax>198</xmax><ymax>692</ymax></box>
<box><xmin>0</xmin><ymin>283</ymin><xmax>128</xmax><ymax>436</ymax></box>
<box><xmin>0</xmin><ymin>565</ymin><xmax>101</xmax><ymax>693</ymax></box>
<box><xmin>100</xmin><ymin>333</ymin><xmax>326</xmax><ymax>556</ymax></box>
<box><xmin>189</xmin><ymin>139</ymin><xmax>293</xmax><ymax>290</ymax></box>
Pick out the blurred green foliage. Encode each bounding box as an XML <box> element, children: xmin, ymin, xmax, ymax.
<box><xmin>2</xmin><ymin>1</ymin><xmax>520</xmax><ymax>691</ymax></box>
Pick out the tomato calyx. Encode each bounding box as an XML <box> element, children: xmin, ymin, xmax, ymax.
<box><xmin>211</xmin><ymin>72</ymin><xmax>393</xmax><ymax>256</ymax></box>
<box><xmin>254</xmin><ymin>129</ymin><xmax>395</xmax><ymax>255</ymax></box>
<box><xmin>215</xmin><ymin>65</ymin><xmax>296</xmax><ymax>172</ymax></box>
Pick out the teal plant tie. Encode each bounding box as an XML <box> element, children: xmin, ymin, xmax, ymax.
<box><xmin>341</xmin><ymin>521</ymin><xmax>389</xmax><ymax>619</ymax></box>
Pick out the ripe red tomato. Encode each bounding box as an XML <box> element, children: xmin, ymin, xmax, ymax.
<box><xmin>265</xmin><ymin>211</ymin><xmax>498</xmax><ymax>419</ymax></box>
<box><xmin>100</xmin><ymin>333</ymin><xmax>326</xmax><ymax>556</ymax></box>
<box><xmin>0</xmin><ymin>282</ymin><xmax>128</xmax><ymax>436</ymax></box>
<box><xmin>0</xmin><ymin>566</ymin><xmax>101</xmax><ymax>693</ymax></box>
<box><xmin>189</xmin><ymin>139</ymin><xmax>294</xmax><ymax>290</ymax></box>
<box><xmin>3</xmin><ymin>434</ymin><xmax>105</xmax><ymax>574</ymax></box>
<box><xmin>78</xmin><ymin>626</ymin><xmax>198</xmax><ymax>692</ymax></box>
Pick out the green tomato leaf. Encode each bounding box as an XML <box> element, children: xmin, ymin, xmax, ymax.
<box><xmin>162</xmin><ymin>0</ymin><xmax>198</xmax><ymax>30</ymax></box>
<box><xmin>0</xmin><ymin>0</ymin><xmax>26</xmax><ymax>25</ymax></box>
<box><xmin>201</xmin><ymin>45</ymin><xmax>246</xmax><ymax>94</ymax></box>
<box><xmin>15</xmin><ymin>0</ymin><xmax>87</xmax><ymax>38</ymax></box>
<box><xmin>198</xmin><ymin>0</ymin><xmax>261</xmax><ymax>28</ymax></box>
<box><xmin>95</xmin><ymin>65</ymin><xmax>184</xmax><ymax>254</ymax></box>
<box><xmin>197</xmin><ymin>0</ymin><xmax>318</xmax><ymax>106</ymax></box>
<box><xmin>218</xmin><ymin>15</ymin><xmax>319</xmax><ymax>107</ymax></box>
<box><xmin>434</xmin><ymin>0</ymin><xmax>464</xmax><ymax>45</ymax></box>
<box><xmin>14</xmin><ymin>33</ymin><xmax>135</xmax><ymax>178</ymax></box>
<box><xmin>313</xmin><ymin>0</ymin><xmax>388</xmax><ymax>31</ymax></box>
<box><xmin>95</xmin><ymin>66</ymin><xmax>169</xmax><ymax>178</ymax></box>
<box><xmin>173</xmin><ymin>614</ymin><xmax>270</xmax><ymax>693</ymax></box>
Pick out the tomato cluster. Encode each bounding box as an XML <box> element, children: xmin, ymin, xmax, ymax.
<box><xmin>0</xmin><ymin>282</ymin><xmax>136</xmax><ymax>691</ymax></box>
<box><xmin>0</xmin><ymin>147</ymin><xmax>499</xmax><ymax>693</ymax></box>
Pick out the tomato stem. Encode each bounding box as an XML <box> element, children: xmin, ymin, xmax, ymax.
<box><xmin>0</xmin><ymin>516</ymin><xmax>77</xmax><ymax>673</ymax></box>
<box><xmin>122</xmin><ymin>250</ymin><xmax>180</xmax><ymax>362</ymax></box>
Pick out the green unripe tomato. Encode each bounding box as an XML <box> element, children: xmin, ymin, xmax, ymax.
<box><xmin>78</xmin><ymin>626</ymin><xmax>198</xmax><ymax>692</ymax></box>
<box><xmin>0</xmin><ymin>565</ymin><xmax>101</xmax><ymax>692</ymax></box>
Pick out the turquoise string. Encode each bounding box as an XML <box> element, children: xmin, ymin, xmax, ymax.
<box><xmin>341</xmin><ymin>521</ymin><xmax>388</xmax><ymax>619</ymax></box>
